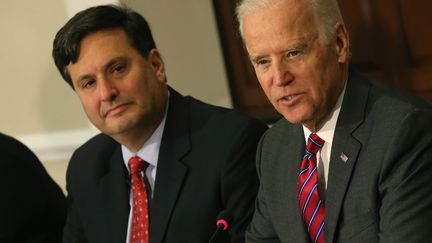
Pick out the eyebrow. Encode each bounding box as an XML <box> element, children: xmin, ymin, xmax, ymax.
<box><xmin>249</xmin><ymin>42</ymin><xmax>309</xmax><ymax>63</ymax></box>
<box><xmin>288</xmin><ymin>42</ymin><xmax>308</xmax><ymax>51</ymax></box>
<box><xmin>75</xmin><ymin>74</ymin><xmax>94</xmax><ymax>86</ymax></box>
<box><xmin>75</xmin><ymin>56</ymin><xmax>128</xmax><ymax>84</ymax></box>
<box><xmin>249</xmin><ymin>54</ymin><xmax>265</xmax><ymax>64</ymax></box>
<box><xmin>102</xmin><ymin>56</ymin><xmax>128</xmax><ymax>72</ymax></box>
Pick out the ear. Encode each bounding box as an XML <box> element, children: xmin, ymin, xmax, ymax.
<box><xmin>334</xmin><ymin>22</ymin><xmax>350</xmax><ymax>64</ymax></box>
<box><xmin>147</xmin><ymin>49</ymin><xmax>166</xmax><ymax>82</ymax></box>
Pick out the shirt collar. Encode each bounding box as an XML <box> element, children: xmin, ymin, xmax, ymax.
<box><xmin>303</xmin><ymin>80</ymin><xmax>347</xmax><ymax>143</ymax></box>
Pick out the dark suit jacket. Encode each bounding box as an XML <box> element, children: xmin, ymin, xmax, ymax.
<box><xmin>62</xmin><ymin>88</ymin><xmax>268</xmax><ymax>243</ymax></box>
<box><xmin>0</xmin><ymin>133</ymin><xmax>66</xmax><ymax>243</ymax></box>
<box><xmin>246</xmin><ymin>71</ymin><xmax>432</xmax><ymax>243</ymax></box>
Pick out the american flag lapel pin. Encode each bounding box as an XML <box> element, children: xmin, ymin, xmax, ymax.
<box><xmin>340</xmin><ymin>153</ymin><xmax>348</xmax><ymax>162</ymax></box>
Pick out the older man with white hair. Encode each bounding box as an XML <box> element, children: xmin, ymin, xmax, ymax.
<box><xmin>237</xmin><ymin>0</ymin><xmax>432</xmax><ymax>242</ymax></box>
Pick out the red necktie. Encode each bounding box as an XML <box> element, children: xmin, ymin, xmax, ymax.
<box><xmin>298</xmin><ymin>133</ymin><xmax>325</xmax><ymax>243</ymax></box>
<box><xmin>128</xmin><ymin>156</ymin><xmax>150</xmax><ymax>243</ymax></box>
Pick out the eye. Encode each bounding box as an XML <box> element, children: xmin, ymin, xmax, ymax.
<box><xmin>253</xmin><ymin>58</ymin><xmax>271</xmax><ymax>68</ymax></box>
<box><xmin>257</xmin><ymin>59</ymin><xmax>269</xmax><ymax>65</ymax></box>
<box><xmin>82</xmin><ymin>79</ymin><xmax>96</xmax><ymax>89</ymax></box>
<box><xmin>77</xmin><ymin>78</ymin><xmax>96</xmax><ymax>90</ymax></box>
<box><xmin>112</xmin><ymin>64</ymin><xmax>127</xmax><ymax>74</ymax></box>
<box><xmin>286</xmin><ymin>50</ymin><xmax>301</xmax><ymax>58</ymax></box>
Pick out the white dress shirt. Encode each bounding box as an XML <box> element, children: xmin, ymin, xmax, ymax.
<box><xmin>122</xmin><ymin>93</ymin><xmax>169</xmax><ymax>243</ymax></box>
<box><xmin>303</xmin><ymin>83</ymin><xmax>346</xmax><ymax>201</ymax></box>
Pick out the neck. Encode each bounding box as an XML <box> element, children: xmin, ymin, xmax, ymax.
<box><xmin>305</xmin><ymin>66</ymin><xmax>348</xmax><ymax>133</ymax></box>
<box><xmin>114</xmin><ymin>107</ymin><xmax>166</xmax><ymax>153</ymax></box>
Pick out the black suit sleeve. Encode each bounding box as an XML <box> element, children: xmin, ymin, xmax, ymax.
<box><xmin>219</xmin><ymin>118</ymin><xmax>268</xmax><ymax>243</ymax></box>
<box><xmin>0</xmin><ymin>133</ymin><xmax>66</xmax><ymax>243</ymax></box>
<box><xmin>62</xmin><ymin>147</ymin><xmax>93</xmax><ymax>243</ymax></box>
<box><xmin>63</xmin><ymin>193</ymin><xmax>88</xmax><ymax>243</ymax></box>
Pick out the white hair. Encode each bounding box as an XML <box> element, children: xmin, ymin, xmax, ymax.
<box><xmin>236</xmin><ymin>0</ymin><xmax>343</xmax><ymax>44</ymax></box>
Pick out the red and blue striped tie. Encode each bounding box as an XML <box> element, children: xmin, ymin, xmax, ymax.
<box><xmin>298</xmin><ymin>133</ymin><xmax>325</xmax><ymax>243</ymax></box>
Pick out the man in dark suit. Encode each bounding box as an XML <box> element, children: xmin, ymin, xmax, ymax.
<box><xmin>237</xmin><ymin>0</ymin><xmax>432</xmax><ymax>242</ymax></box>
<box><xmin>52</xmin><ymin>5</ymin><xmax>267</xmax><ymax>243</ymax></box>
<box><xmin>0</xmin><ymin>133</ymin><xmax>66</xmax><ymax>242</ymax></box>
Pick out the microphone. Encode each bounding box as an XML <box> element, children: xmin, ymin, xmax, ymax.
<box><xmin>208</xmin><ymin>211</ymin><xmax>233</xmax><ymax>243</ymax></box>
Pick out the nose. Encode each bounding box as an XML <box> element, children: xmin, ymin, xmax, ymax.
<box><xmin>98</xmin><ymin>77</ymin><xmax>119</xmax><ymax>102</ymax></box>
<box><xmin>272</xmin><ymin>61</ymin><xmax>294</xmax><ymax>86</ymax></box>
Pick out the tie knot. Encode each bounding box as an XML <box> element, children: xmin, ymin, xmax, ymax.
<box><xmin>128</xmin><ymin>156</ymin><xmax>149</xmax><ymax>175</ymax></box>
<box><xmin>307</xmin><ymin>133</ymin><xmax>325</xmax><ymax>155</ymax></box>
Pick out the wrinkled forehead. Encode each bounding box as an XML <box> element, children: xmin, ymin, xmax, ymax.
<box><xmin>242</xmin><ymin>0</ymin><xmax>316</xmax><ymax>32</ymax></box>
<box><xmin>242</xmin><ymin>1</ymin><xmax>318</xmax><ymax>43</ymax></box>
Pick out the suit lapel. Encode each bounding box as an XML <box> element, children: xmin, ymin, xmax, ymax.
<box><xmin>267</xmin><ymin>121</ymin><xmax>310</xmax><ymax>243</ymax></box>
<box><xmin>325</xmin><ymin>71</ymin><xmax>370</xmax><ymax>242</ymax></box>
<box><xmin>150</xmin><ymin>89</ymin><xmax>190</xmax><ymax>243</ymax></box>
<box><xmin>283</xmin><ymin>125</ymin><xmax>311</xmax><ymax>243</ymax></box>
<box><xmin>99</xmin><ymin>145</ymin><xmax>130</xmax><ymax>243</ymax></box>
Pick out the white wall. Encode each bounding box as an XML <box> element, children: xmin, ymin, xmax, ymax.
<box><xmin>0</xmin><ymin>1</ymin><xmax>89</xmax><ymax>136</ymax></box>
<box><xmin>124</xmin><ymin>0</ymin><xmax>231</xmax><ymax>107</ymax></box>
<box><xmin>0</xmin><ymin>0</ymin><xmax>231</xmax><ymax>190</ymax></box>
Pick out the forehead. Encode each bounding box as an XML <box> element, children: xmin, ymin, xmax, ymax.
<box><xmin>67</xmin><ymin>28</ymin><xmax>140</xmax><ymax>84</ymax></box>
<box><xmin>77</xmin><ymin>28</ymin><xmax>134</xmax><ymax>59</ymax></box>
<box><xmin>242</xmin><ymin>0</ymin><xmax>318</xmax><ymax>53</ymax></box>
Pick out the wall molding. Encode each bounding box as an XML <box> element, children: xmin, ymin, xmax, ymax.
<box><xmin>17</xmin><ymin>128</ymin><xmax>98</xmax><ymax>162</ymax></box>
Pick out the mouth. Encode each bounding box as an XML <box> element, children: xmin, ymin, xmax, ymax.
<box><xmin>103</xmin><ymin>102</ymin><xmax>131</xmax><ymax>117</ymax></box>
<box><xmin>278</xmin><ymin>93</ymin><xmax>302</xmax><ymax>105</ymax></box>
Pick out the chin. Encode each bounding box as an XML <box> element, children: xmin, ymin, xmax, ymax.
<box><xmin>281</xmin><ymin>112</ymin><xmax>311</xmax><ymax>125</ymax></box>
<box><xmin>101</xmin><ymin>121</ymin><xmax>132</xmax><ymax>136</ymax></box>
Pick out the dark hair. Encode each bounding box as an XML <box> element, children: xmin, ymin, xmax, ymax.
<box><xmin>52</xmin><ymin>4</ymin><xmax>156</xmax><ymax>88</ymax></box>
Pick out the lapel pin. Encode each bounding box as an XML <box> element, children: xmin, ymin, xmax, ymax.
<box><xmin>340</xmin><ymin>153</ymin><xmax>348</xmax><ymax>162</ymax></box>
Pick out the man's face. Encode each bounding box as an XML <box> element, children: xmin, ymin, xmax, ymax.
<box><xmin>67</xmin><ymin>28</ymin><xmax>167</xmax><ymax>141</ymax></box>
<box><xmin>242</xmin><ymin>0</ymin><xmax>348</xmax><ymax>131</ymax></box>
